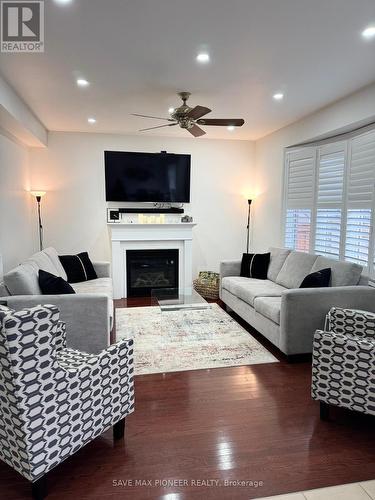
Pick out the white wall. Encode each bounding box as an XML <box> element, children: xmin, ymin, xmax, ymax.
<box><xmin>29</xmin><ymin>132</ymin><xmax>255</xmax><ymax>276</ymax></box>
<box><xmin>0</xmin><ymin>134</ymin><xmax>34</xmax><ymax>275</ymax></box>
<box><xmin>253</xmin><ymin>83</ymin><xmax>375</xmax><ymax>252</ymax></box>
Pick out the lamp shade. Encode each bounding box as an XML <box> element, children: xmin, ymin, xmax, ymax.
<box><xmin>242</xmin><ymin>188</ymin><xmax>257</xmax><ymax>202</ymax></box>
<box><xmin>30</xmin><ymin>191</ymin><xmax>46</xmax><ymax>198</ymax></box>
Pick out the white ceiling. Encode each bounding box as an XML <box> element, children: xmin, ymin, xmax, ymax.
<box><xmin>1</xmin><ymin>0</ymin><xmax>375</xmax><ymax>141</ymax></box>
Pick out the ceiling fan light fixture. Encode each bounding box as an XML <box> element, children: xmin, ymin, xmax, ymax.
<box><xmin>134</xmin><ymin>91</ymin><xmax>244</xmax><ymax>137</ymax></box>
<box><xmin>196</xmin><ymin>52</ymin><xmax>210</xmax><ymax>63</ymax></box>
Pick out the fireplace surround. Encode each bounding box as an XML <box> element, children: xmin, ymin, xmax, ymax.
<box><xmin>109</xmin><ymin>222</ymin><xmax>196</xmax><ymax>299</ymax></box>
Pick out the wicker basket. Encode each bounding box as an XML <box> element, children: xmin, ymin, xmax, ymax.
<box><xmin>193</xmin><ymin>271</ymin><xmax>220</xmax><ymax>300</ymax></box>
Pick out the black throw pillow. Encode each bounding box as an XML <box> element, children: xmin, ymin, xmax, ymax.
<box><xmin>300</xmin><ymin>268</ymin><xmax>331</xmax><ymax>288</ymax></box>
<box><xmin>240</xmin><ymin>252</ymin><xmax>270</xmax><ymax>279</ymax></box>
<box><xmin>39</xmin><ymin>270</ymin><xmax>75</xmax><ymax>295</ymax></box>
<box><xmin>59</xmin><ymin>251</ymin><xmax>98</xmax><ymax>283</ymax></box>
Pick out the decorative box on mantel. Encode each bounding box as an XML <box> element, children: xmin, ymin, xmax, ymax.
<box><xmin>108</xmin><ymin>222</ymin><xmax>197</xmax><ymax>299</ymax></box>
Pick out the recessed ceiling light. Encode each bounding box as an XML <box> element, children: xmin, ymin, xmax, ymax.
<box><xmin>227</xmin><ymin>125</ymin><xmax>235</xmax><ymax>131</ymax></box>
<box><xmin>273</xmin><ymin>92</ymin><xmax>284</xmax><ymax>101</ymax></box>
<box><xmin>54</xmin><ymin>0</ymin><xmax>73</xmax><ymax>4</ymax></box>
<box><xmin>77</xmin><ymin>78</ymin><xmax>89</xmax><ymax>87</ymax></box>
<box><xmin>362</xmin><ymin>26</ymin><xmax>375</xmax><ymax>39</ymax></box>
<box><xmin>168</xmin><ymin>107</ymin><xmax>175</xmax><ymax>114</ymax></box>
<box><xmin>87</xmin><ymin>117</ymin><xmax>96</xmax><ymax>124</ymax></box>
<box><xmin>196</xmin><ymin>52</ymin><xmax>210</xmax><ymax>63</ymax></box>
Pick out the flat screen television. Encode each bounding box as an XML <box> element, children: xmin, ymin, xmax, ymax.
<box><xmin>105</xmin><ymin>151</ymin><xmax>191</xmax><ymax>203</ymax></box>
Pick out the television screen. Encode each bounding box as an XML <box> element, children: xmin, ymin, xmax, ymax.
<box><xmin>105</xmin><ymin>151</ymin><xmax>191</xmax><ymax>203</ymax></box>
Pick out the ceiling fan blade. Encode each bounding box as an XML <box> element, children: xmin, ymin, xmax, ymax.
<box><xmin>132</xmin><ymin>113</ymin><xmax>175</xmax><ymax>122</ymax></box>
<box><xmin>186</xmin><ymin>106</ymin><xmax>212</xmax><ymax>120</ymax></box>
<box><xmin>139</xmin><ymin>123</ymin><xmax>178</xmax><ymax>132</ymax></box>
<box><xmin>196</xmin><ymin>118</ymin><xmax>245</xmax><ymax>127</ymax></box>
<box><xmin>188</xmin><ymin>124</ymin><xmax>206</xmax><ymax>137</ymax></box>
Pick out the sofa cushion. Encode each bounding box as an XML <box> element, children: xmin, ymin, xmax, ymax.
<box><xmin>39</xmin><ymin>270</ymin><xmax>75</xmax><ymax>295</ymax></box>
<box><xmin>276</xmin><ymin>251</ymin><xmax>318</xmax><ymax>289</ymax></box>
<box><xmin>0</xmin><ymin>282</ymin><xmax>10</xmax><ymax>297</ymax></box>
<box><xmin>71</xmin><ymin>277</ymin><xmax>113</xmax><ymax>320</ymax></box>
<box><xmin>300</xmin><ymin>268</ymin><xmax>331</xmax><ymax>288</ymax></box>
<box><xmin>240</xmin><ymin>252</ymin><xmax>270</xmax><ymax>279</ymax></box>
<box><xmin>25</xmin><ymin>250</ymin><xmax>59</xmax><ymax>276</ymax></box>
<box><xmin>358</xmin><ymin>274</ymin><xmax>369</xmax><ymax>286</ymax></box>
<box><xmin>222</xmin><ymin>276</ymin><xmax>286</xmax><ymax>306</ymax></box>
<box><xmin>311</xmin><ymin>256</ymin><xmax>363</xmax><ymax>287</ymax></box>
<box><xmin>3</xmin><ymin>264</ymin><xmax>41</xmax><ymax>295</ymax></box>
<box><xmin>267</xmin><ymin>247</ymin><xmax>291</xmax><ymax>282</ymax></box>
<box><xmin>59</xmin><ymin>252</ymin><xmax>98</xmax><ymax>283</ymax></box>
<box><xmin>71</xmin><ymin>277</ymin><xmax>113</xmax><ymax>300</ymax></box>
<box><xmin>222</xmin><ymin>276</ymin><xmax>257</xmax><ymax>294</ymax></box>
<box><xmin>43</xmin><ymin>247</ymin><xmax>68</xmax><ymax>280</ymax></box>
<box><xmin>254</xmin><ymin>296</ymin><xmax>282</xmax><ymax>324</ymax></box>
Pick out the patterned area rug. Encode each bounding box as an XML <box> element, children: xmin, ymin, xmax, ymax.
<box><xmin>116</xmin><ymin>304</ymin><xmax>278</xmax><ymax>375</ymax></box>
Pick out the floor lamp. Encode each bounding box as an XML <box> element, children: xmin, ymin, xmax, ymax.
<box><xmin>30</xmin><ymin>191</ymin><xmax>46</xmax><ymax>251</ymax></box>
<box><xmin>246</xmin><ymin>199</ymin><xmax>252</xmax><ymax>253</ymax></box>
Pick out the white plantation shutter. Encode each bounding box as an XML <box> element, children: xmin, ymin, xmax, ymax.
<box><xmin>283</xmin><ymin>128</ymin><xmax>375</xmax><ymax>276</ymax></box>
<box><xmin>284</xmin><ymin>148</ymin><xmax>315</xmax><ymax>251</ymax></box>
<box><xmin>314</xmin><ymin>144</ymin><xmax>345</xmax><ymax>259</ymax></box>
<box><xmin>345</xmin><ymin>131</ymin><xmax>375</xmax><ymax>268</ymax></box>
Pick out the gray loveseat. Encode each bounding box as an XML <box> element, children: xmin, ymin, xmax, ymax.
<box><xmin>220</xmin><ymin>247</ymin><xmax>375</xmax><ymax>356</ymax></box>
<box><xmin>0</xmin><ymin>247</ymin><xmax>112</xmax><ymax>353</ymax></box>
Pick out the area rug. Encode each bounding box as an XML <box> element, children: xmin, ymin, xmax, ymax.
<box><xmin>116</xmin><ymin>303</ymin><xmax>278</xmax><ymax>375</ymax></box>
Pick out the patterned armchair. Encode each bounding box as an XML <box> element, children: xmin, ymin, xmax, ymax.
<box><xmin>0</xmin><ymin>304</ymin><xmax>135</xmax><ymax>499</ymax></box>
<box><xmin>312</xmin><ymin>307</ymin><xmax>375</xmax><ymax>420</ymax></box>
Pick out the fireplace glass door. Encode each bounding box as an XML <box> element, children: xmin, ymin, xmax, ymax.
<box><xmin>126</xmin><ymin>249</ymin><xmax>179</xmax><ymax>297</ymax></box>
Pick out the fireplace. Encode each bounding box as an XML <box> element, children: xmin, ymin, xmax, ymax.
<box><xmin>126</xmin><ymin>249</ymin><xmax>179</xmax><ymax>297</ymax></box>
<box><xmin>110</xmin><ymin>222</ymin><xmax>195</xmax><ymax>299</ymax></box>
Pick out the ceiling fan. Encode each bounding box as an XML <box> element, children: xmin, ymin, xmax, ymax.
<box><xmin>132</xmin><ymin>91</ymin><xmax>245</xmax><ymax>137</ymax></box>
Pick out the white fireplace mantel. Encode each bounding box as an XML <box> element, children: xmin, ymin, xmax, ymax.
<box><xmin>109</xmin><ymin>223</ymin><xmax>196</xmax><ymax>299</ymax></box>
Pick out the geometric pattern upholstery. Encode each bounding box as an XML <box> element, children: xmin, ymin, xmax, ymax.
<box><xmin>0</xmin><ymin>304</ymin><xmax>135</xmax><ymax>482</ymax></box>
<box><xmin>326</xmin><ymin>307</ymin><xmax>375</xmax><ymax>339</ymax></box>
<box><xmin>312</xmin><ymin>307</ymin><xmax>375</xmax><ymax>416</ymax></box>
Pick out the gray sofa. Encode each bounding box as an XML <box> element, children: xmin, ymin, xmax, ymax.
<box><xmin>0</xmin><ymin>247</ymin><xmax>112</xmax><ymax>354</ymax></box>
<box><xmin>220</xmin><ymin>247</ymin><xmax>375</xmax><ymax>356</ymax></box>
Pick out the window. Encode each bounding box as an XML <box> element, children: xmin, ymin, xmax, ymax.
<box><xmin>283</xmin><ymin>129</ymin><xmax>375</xmax><ymax>275</ymax></box>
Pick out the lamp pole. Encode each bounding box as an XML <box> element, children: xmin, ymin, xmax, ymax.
<box><xmin>246</xmin><ymin>199</ymin><xmax>252</xmax><ymax>253</ymax></box>
<box><xmin>30</xmin><ymin>191</ymin><xmax>46</xmax><ymax>252</ymax></box>
<box><xmin>36</xmin><ymin>195</ymin><xmax>43</xmax><ymax>251</ymax></box>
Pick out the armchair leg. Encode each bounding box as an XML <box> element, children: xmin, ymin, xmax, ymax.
<box><xmin>320</xmin><ymin>401</ymin><xmax>329</xmax><ymax>421</ymax></box>
<box><xmin>32</xmin><ymin>475</ymin><xmax>47</xmax><ymax>500</ymax></box>
<box><xmin>113</xmin><ymin>417</ymin><xmax>126</xmax><ymax>440</ymax></box>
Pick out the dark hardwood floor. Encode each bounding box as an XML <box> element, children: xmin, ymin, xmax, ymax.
<box><xmin>1</xmin><ymin>299</ymin><xmax>374</xmax><ymax>499</ymax></box>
